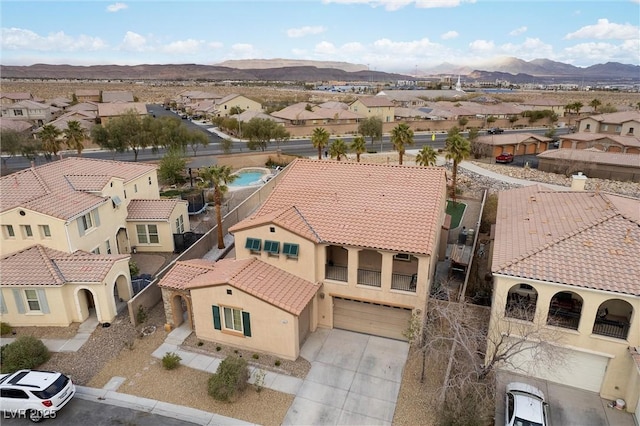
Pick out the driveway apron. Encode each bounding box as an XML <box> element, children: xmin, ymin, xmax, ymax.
<box><xmin>283</xmin><ymin>328</ymin><xmax>409</xmax><ymax>426</ymax></box>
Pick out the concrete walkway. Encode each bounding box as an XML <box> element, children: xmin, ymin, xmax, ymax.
<box><xmin>0</xmin><ymin>315</ymin><xmax>99</xmax><ymax>352</ymax></box>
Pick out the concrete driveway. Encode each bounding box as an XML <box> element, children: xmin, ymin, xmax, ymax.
<box><xmin>283</xmin><ymin>328</ymin><xmax>409</xmax><ymax>426</ymax></box>
<box><xmin>496</xmin><ymin>371</ymin><xmax>637</xmax><ymax>426</ymax></box>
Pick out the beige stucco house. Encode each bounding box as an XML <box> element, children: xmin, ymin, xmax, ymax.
<box><xmin>0</xmin><ymin>100</ymin><xmax>59</xmax><ymax>127</ymax></box>
<box><xmin>214</xmin><ymin>94</ymin><xmax>263</xmax><ymax>118</ymax></box>
<box><xmin>0</xmin><ymin>245</ymin><xmax>132</xmax><ymax>325</ymax></box>
<box><xmin>0</xmin><ymin>157</ymin><xmax>189</xmax><ymax>258</ymax></box>
<box><xmin>97</xmin><ymin>102</ymin><xmax>148</xmax><ymax>125</ymax></box>
<box><xmin>348</xmin><ymin>96</ymin><xmax>395</xmax><ymax>122</ymax></box>
<box><xmin>159</xmin><ymin>159</ymin><xmax>448</xmax><ymax>360</ymax></box>
<box><xmin>487</xmin><ymin>184</ymin><xmax>640</xmax><ymax>414</ymax></box>
<box><xmin>577</xmin><ymin>111</ymin><xmax>640</xmax><ymax>136</ymax></box>
<box><xmin>477</xmin><ymin>132</ymin><xmax>553</xmax><ymax>157</ymax></box>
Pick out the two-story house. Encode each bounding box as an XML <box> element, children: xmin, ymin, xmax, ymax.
<box><xmin>349</xmin><ymin>96</ymin><xmax>395</xmax><ymax>123</ymax></box>
<box><xmin>0</xmin><ymin>158</ymin><xmax>190</xmax><ymax>325</ymax></box>
<box><xmin>158</xmin><ymin>159</ymin><xmax>448</xmax><ymax>360</ymax></box>
<box><xmin>214</xmin><ymin>94</ymin><xmax>263</xmax><ymax>118</ymax></box>
<box><xmin>487</xmin><ymin>184</ymin><xmax>640</xmax><ymax>415</ymax></box>
<box><xmin>97</xmin><ymin>103</ymin><xmax>148</xmax><ymax>126</ymax></box>
<box><xmin>577</xmin><ymin>111</ymin><xmax>640</xmax><ymax>136</ymax></box>
<box><xmin>0</xmin><ymin>100</ymin><xmax>60</xmax><ymax>127</ymax></box>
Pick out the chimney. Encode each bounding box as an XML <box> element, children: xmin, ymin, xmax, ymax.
<box><xmin>571</xmin><ymin>172</ymin><xmax>587</xmax><ymax>191</ymax></box>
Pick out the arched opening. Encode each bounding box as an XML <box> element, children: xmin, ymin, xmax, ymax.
<box><xmin>592</xmin><ymin>299</ymin><xmax>633</xmax><ymax>340</ymax></box>
<box><xmin>391</xmin><ymin>253</ymin><xmax>418</xmax><ymax>292</ymax></box>
<box><xmin>505</xmin><ymin>283</ymin><xmax>537</xmax><ymax>321</ymax></box>
<box><xmin>325</xmin><ymin>245</ymin><xmax>348</xmax><ymax>282</ymax></box>
<box><xmin>112</xmin><ymin>274</ymin><xmax>131</xmax><ymax>314</ymax></box>
<box><xmin>77</xmin><ymin>288</ymin><xmax>97</xmax><ymax>321</ymax></box>
<box><xmin>116</xmin><ymin>228</ymin><xmax>129</xmax><ymax>254</ymax></box>
<box><xmin>547</xmin><ymin>291</ymin><xmax>583</xmax><ymax>330</ymax></box>
<box><xmin>357</xmin><ymin>249</ymin><xmax>382</xmax><ymax>288</ymax></box>
<box><xmin>170</xmin><ymin>293</ymin><xmax>192</xmax><ymax>329</ymax></box>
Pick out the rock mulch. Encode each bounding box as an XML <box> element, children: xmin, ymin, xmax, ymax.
<box><xmin>3</xmin><ymin>321</ymin><xmax>80</xmax><ymax>340</ymax></box>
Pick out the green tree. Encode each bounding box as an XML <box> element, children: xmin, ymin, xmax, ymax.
<box><xmin>64</xmin><ymin>120</ymin><xmax>87</xmax><ymax>156</ymax></box>
<box><xmin>102</xmin><ymin>110</ymin><xmax>145</xmax><ymax>160</ymax></box>
<box><xmin>157</xmin><ymin>148</ymin><xmax>187</xmax><ymax>186</ymax></box>
<box><xmin>445</xmin><ymin>129</ymin><xmax>471</xmax><ymax>203</ymax></box>
<box><xmin>415</xmin><ymin>145</ymin><xmax>437</xmax><ymax>167</ymax></box>
<box><xmin>229</xmin><ymin>106</ymin><xmax>244</xmax><ymax>115</ymax></box>
<box><xmin>358</xmin><ymin>116</ymin><xmax>383</xmax><ymax>146</ymax></box>
<box><xmin>589</xmin><ymin>98</ymin><xmax>602</xmax><ymax>113</ymax></box>
<box><xmin>198</xmin><ymin>165</ymin><xmax>238</xmax><ymax>249</ymax></box>
<box><xmin>243</xmin><ymin>118</ymin><xmax>288</xmax><ymax>151</ymax></box>
<box><xmin>390</xmin><ymin>123</ymin><xmax>414</xmax><ymax>165</ymax></box>
<box><xmin>350</xmin><ymin>135</ymin><xmax>366</xmax><ymax>162</ymax></box>
<box><xmin>0</xmin><ymin>130</ymin><xmax>28</xmax><ymax>165</ymax></box>
<box><xmin>311</xmin><ymin>127</ymin><xmax>330</xmax><ymax>160</ymax></box>
<box><xmin>38</xmin><ymin>124</ymin><xmax>63</xmax><ymax>158</ymax></box>
<box><xmin>187</xmin><ymin>128</ymin><xmax>209</xmax><ymax>156</ymax></box>
<box><xmin>329</xmin><ymin>138</ymin><xmax>347</xmax><ymax>161</ymax></box>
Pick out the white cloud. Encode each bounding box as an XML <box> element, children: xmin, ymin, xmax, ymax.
<box><xmin>106</xmin><ymin>3</ymin><xmax>128</xmax><ymax>12</ymax></box>
<box><xmin>314</xmin><ymin>41</ymin><xmax>338</xmax><ymax>55</ymax></box>
<box><xmin>162</xmin><ymin>39</ymin><xmax>204</xmax><ymax>55</ymax></box>
<box><xmin>120</xmin><ymin>31</ymin><xmax>147</xmax><ymax>52</ymax></box>
<box><xmin>1</xmin><ymin>28</ymin><xmax>107</xmax><ymax>52</ymax></box>
<box><xmin>509</xmin><ymin>26</ymin><xmax>527</xmax><ymax>36</ymax></box>
<box><xmin>563</xmin><ymin>39</ymin><xmax>640</xmax><ymax>64</ymax></box>
<box><xmin>441</xmin><ymin>31</ymin><xmax>458</xmax><ymax>40</ymax></box>
<box><xmin>229</xmin><ymin>43</ymin><xmax>258</xmax><ymax>59</ymax></box>
<box><xmin>498</xmin><ymin>38</ymin><xmax>554</xmax><ymax>60</ymax></box>
<box><xmin>566</xmin><ymin>19</ymin><xmax>639</xmax><ymax>40</ymax></box>
<box><xmin>468</xmin><ymin>39</ymin><xmax>495</xmax><ymax>52</ymax></box>
<box><xmin>287</xmin><ymin>26</ymin><xmax>326</xmax><ymax>38</ymax></box>
<box><xmin>321</xmin><ymin>0</ymin><xmax>473</xmax><ymax>11</ymax></box>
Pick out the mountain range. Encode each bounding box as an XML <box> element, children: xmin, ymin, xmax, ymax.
<box><xmin>1</xmin><ymin>57</ymin><xmax>638</xmax><ymax>84</ymax></box>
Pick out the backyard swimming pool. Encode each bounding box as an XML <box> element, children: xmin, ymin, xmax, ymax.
<box><xmin>228</xmin><ymin>168</ymin><xmax>272</xmax><ymax>188</ymax></box>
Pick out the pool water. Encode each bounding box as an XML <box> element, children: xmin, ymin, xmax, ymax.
<box><xmin>229</xmin><ymin>171</ymin><xmax>265</xmax><ymax>186</ymax></box>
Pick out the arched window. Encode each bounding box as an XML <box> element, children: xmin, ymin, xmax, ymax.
<box><xmin>505</xmin><ymin>283</ymin><xmax>537</xmax><ymax>321</ymax></box>
<box><xmin>547</xmin><ymin>291</ymin><xmax>583</xmax><ymax>330</ymax></box>
<box><xmin>593</xmin><ymin>299</ymin><xmax>633</xmax><ymax>340</ymax></box>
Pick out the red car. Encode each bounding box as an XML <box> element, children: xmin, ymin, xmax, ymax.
<box><xmin>496</xmin><ymin>152</ymin><xmax>514</xmax><ymax>163</ymax></box>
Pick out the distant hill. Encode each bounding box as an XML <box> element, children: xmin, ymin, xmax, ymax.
<box><xmin>216</xmin><ymin>59</ymin><xmax>368</xmax><ymax>72</ymax></box>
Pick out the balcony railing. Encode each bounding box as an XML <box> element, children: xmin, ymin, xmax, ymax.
<box><xmin>505</xmin><ymin>299</ymin><xmax>536</xmax><ymax>322</ymax></box>
<box><xmin>592</xmin><ymin>318</ymin><xmax>630</xmax><ymax>340</ymax></box>
<box><xmin>391</xmin><ymin>273</ymin><xmax>417</xmax><ymax>293</ymax></box>
<box><xmin>357</xmin><ymin>268</ymin><xmax>381</xmax><ymax>288</ymax></box>
<box><xmin>325</xmin><ymin>264</ymin><xmax>347</xmax><ymax>282</ymax></box>
<box><xmin>547</xmin><ymin>310</ymin><xmax>580</xmax><ymax>330</ymax></box>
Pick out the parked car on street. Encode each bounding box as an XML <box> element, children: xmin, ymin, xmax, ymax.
<box><xmin>496</xmin><ymin>152</ymin><xmax>514</xmax><ymax>163</ymax></box>
<box><xmin>505</xmin><ymin>382</ymin><xmax>549</xmax><ymax>426</ymax></box>
<box><xmin>488</xmin><ymin>127</ymin><xmax>504</xmax><ymax>134</ymax></box>
<box><xmin>0</xmin><ymin>370</ymin><xmax>76</xmax><ymax>423</ymax></box>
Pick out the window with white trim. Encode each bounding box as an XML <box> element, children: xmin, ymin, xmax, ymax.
<box><xmin>39</xmin><ymin>225</ymin><xmax>51</xmax><ymax>238</ymax></box>
<box><xmin>176</xmin><ymin>215</ymin><xmax>184</xmax><ymax>234</ymax></box>
<box><xmin>223</xmin><ymin>307</ymin><xmax>243</xmax><ymax>332</ymax></box>
<box><xmin>136</xmin><ymin>224</ymin><xmax>159</xmax><ymax>244</ymax></box>
<box><xmin>21</xmin><ymin>225</ymin><xmax>33</xmax><ymax>238</ymax></box>
<box><xmin>77</xmin><ymin>208</ymin><xmax>102</xmax><ymax>236</ymax></box>
<box><xmin>24</xmin><ymin>289</ymin><xmax>40</xmax><ymax>311</ymax></box>
<box><xmin>2</xmin><ymin>225</ymin><xmax>15</xmax><ymax>239</ymax></box>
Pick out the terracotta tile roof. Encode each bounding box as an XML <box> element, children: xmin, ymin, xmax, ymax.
<box><xmin>580</xmin><ymin>111</ymin><xmax>640</xmax><ymax>124</ymax></box>
<box><xmin>158</xmin><ymin>258</ymin><xmax>318</xmax><ymax>315</ymax></box>
<box><xmin>127</xmin><ymin>199</ymin><xmax>187</xmax><ymax>221</ymax></box>
<box><xmin>75</xmin><ymin>89</ymin><xmax>100</xmax><ymax>96</ymax></box>
<box><xmin>492</xmin><ymin>186</ymin><xmax>640</xmax><ymax>296</ymax></box>
<box><xmin>353</xmin><ymin>96</ymin><xmax>395</xmax><ymax>107</ymax></box>
<box><xmin>0</xmin><ymin>118</ymin><xmax>33</xmax><ymax>132</ymax></box>
<box><xmin>0</xmin><ymin>245</ymin><xmax>128</xmax><ymax>286</ymax></box>
<box><xmin>477</xmin><ymin>132</ymin><xmax>552</xmax><ymax>146</ymax></box>
<box><xmin>230</xmin><ymin>159</ymin><xmax>447</xmax><ymax>255</ymax></box>
<box><xmin>558</xmin><ymin>132</ymin><xmax>640</xmax><ymax>148</ymax></box>
<box><xmin>101</xmin><ymin>91</ymin><xmax>134</xmax><ymax>103</ymax></box>
<box><xmin>537</xmin><ymin>149</ymin><xmax>640</xmax><ymax>167</ymax></box>
<box><xmin>98</xmin><ymin>102</ymin><xmax>147</xmax><ymax>117</ymax></box>
<box><xmin>0</xmin><ymin>157</ymin><xmax>157</xmax><ymax>220</ymax></box>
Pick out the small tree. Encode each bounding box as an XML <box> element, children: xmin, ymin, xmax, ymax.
<box><xmin>208</xmin><ymin>356</ymin><xmax>249</xmax><ymax>402</ymax></box>
<box><xmin>162</xmin><ymin>352</ymin><xmax>182</xmax><ymax>370</ymax></box>
<box><xmin>358</xmin><ymin>116</ymin><xmax>383</xmax><ymax>146</ymax></box>
<box><xmin>0</xmin><ymin>336</ymin><xmax>51</xmax><ymax>373</ymax></box>
<box><xmin>157</xmin><ymin>148</ymin><xmax>187</xmax><ymax>186</ymax></box>
<box><xmin>415</xmin><ymin>145</ymin><xmax>437</xmax><ymax>166</ymax></box>
<box><xmin>390</xmin><ymin>122</ymin><xmax>414</xmax><ymax>165</ymax></box>
<box><xmin>329</xmin><ymin>138</ymin><xmax>347</xmax><ymax>161</ymax></box>
<box><xmin>311</xmin><ymin>127</ymin><xmax>330</xmax><ymax>160</ymax></box>
<box><xmin>350</xmin><ymin>135</ymin><xmax>366</xmax><ymax>162</ymax></box>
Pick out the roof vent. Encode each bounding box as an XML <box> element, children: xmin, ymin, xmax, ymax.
<box><xmin>571</xmin><ymin>172</ymin><xmax>587</xmax><ymax>191</ymax></box>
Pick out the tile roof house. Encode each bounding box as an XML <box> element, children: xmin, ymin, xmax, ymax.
<box><xmin>158</xmin><ymin>158</ymin><xmax>448</xmax><ymax>360</ymax></box>
<box><xmin>557</xmin><ymin>131</ymin><xmax>640</xmax><ymax>154</ymax></box>
<box><xmin>0</xmin><ymin>92</ymin><xmax>34</xmax><ymax>107</ymax></box>
<box><xmin>348</xmin><ymin>96</ymin><xmax>395</xmax><ymax>122</ymax></box>
<box><xmin>74</xmin><ymin>89</ymin><xmax>101</xmax><ymax>103</ymax></box>
<box><xmin>577</xmin><ymin>111</ymin><xmax>640</xmax><ymax>137</ymax></box>
<box><xmin>214</xmin><ymin>94</ymin><xmax>263</xmax><ymax>118</ymax></box>
<box><xmin>487</xmin><ymin>184</ymin><xmax>640</xmax><ymax>413</ymax></box>
<box><xmin>538</xmin><ymin>148</ymin><xmax>640</xmax><ymax>182</ymax></box>
<box><xmin>477</xmin><ymin>132</ymin><xmax>554</xmax><ymax>157</ymax></box>
<box><xmin>0</xmin><ymin>100</ymin><xmax>60</xmax><ymax>127</ymax></box>
<box><xmin>101</xmin><ymin>90</ymin><xmax>135</xmax><ymax>103</ymax></box>
<box><xmin>0</xmin><ymin>245</ymin><xmax>131</xmax><ymax>326</ymax></box>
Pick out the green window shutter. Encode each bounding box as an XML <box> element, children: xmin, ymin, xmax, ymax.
<box><xmin>12</xmin><ymin>289</ymin><xmax>25</xmax><ymax>314</ymax></box>
<box><xmin>36</xmin><ymin>289</ymin><xmax>50</xmax><ymax>314</ymax></box>
<box><xmin>265</xmin><ymin>240</ymin><xmax>280</xmax><ymax>254</ymax></box>
<box><xmin>283</xmin><ymin>243</ymin><xmax>299</xmax><ymax>257</ymax></box>
<box><xmin>242</xmin><ymin>312</ymin><xmax>251</xmax><ymax>337</ymax></box>
<box><xmin>245</xmin><ymin>238</ymin><xmax>261</xmax><ymax>251</ymax></box>
<box><xmin>212</xmin><ymin>305</ymin><xmax>221</xmax><ymax>330</ymax></box>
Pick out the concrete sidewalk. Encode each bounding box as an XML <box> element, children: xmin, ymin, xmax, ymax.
<box><xmin>0</xmin><ymin>315</ymin><xmax>99</xmax><ymax>352</ymax></box>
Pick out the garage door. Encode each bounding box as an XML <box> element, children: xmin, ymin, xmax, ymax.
<box><xmin>333</xmin><ymin>297</ymin><xmax>412</xmax><ymax>341</ymax></box>
<box><xmin>502</xmin><ymin>338</ymin><xmax>609</xmax><ymax>393</ymax></box>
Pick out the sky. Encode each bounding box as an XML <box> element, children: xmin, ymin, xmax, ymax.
<box><xmin>1</xmin><ymin>0</ymin><xmax>639</xmax><ymax>74</ymax></box>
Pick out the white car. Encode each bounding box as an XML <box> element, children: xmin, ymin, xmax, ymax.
<box><xmin>0</xmin><ymin>370</ymin><xmax>75</xmax><ymax>423</ymax></box>
<box><xmin>505</xmin><ymin>382</ymin><xmax>549</xmax><ymax>426</ymax></box>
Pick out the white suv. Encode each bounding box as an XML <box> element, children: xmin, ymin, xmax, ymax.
<box><xmin>0</xmin><ymin>370</ymin><xmax>75</xmax><ymax>423</ymax></box>
<box><xmin>505</xmin><ymin>382</ymin><xmax>549</xmax><ymax>426</ymax></box>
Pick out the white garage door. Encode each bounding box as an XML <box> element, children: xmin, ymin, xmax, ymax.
<box><xmin>502</xmin><ymin>338</ymin><xmax>609</xmax><ymax>393</ymax></box>
<box><xmin>333</xmin><ymin>297</ymin><xmax>412</xmax><ymax>341</ymax></box>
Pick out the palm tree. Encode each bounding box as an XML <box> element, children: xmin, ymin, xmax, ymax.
<box><xmin>390</xmin><ymin>123</ymin><xmax>414</xmax><ymax>165</ymax></box>
<box><xmin>589</xmin><ymin>99</ymin><xmax>602</xmax><ymax>113</ymax></box>
<box><xmin>198</xmin><ymin>165</ymin><xmax>238</xmax><ymax>249</ymax></box>
<box><xmin>350</xmin><ymin>136</ymin><xmax>366</xmax><ymax>162</ymax></box>
<box><xmin>39</xmin><ymin>124</ymin><xmax>62</xmax><ymax>159</ymax></box>
<box><xmin>311</xmin><ymin>127</ymin><xmax>330</xmax><ymax>160</ymax></box>
<box><xmin>415</xmin><ymin>145</ymin><xmax>438</xmax><ymax>167</ymax></box>
<box><xmin>64</xmin><ymin>120</ymin><xmax>87</xmax><ymax>156</ymax></box>
<box><xmin>445</xmin><ymin>131</ymin><xmax>471</xmax><ymax>203</ymax></box>
<box><xmin>329</xmin><ymin>138</ymin><xmax>347</xmax><ymax>161</ymax></box>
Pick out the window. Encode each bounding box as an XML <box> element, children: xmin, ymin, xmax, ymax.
<box><xmin>2</xmin><ymin>225</ymin><xmax>15</xmax><ymax>238</ymax></box>
<box><xmin>78</xmin><ymin>209</ymin><xmax>101</xmax><ymax>236</ymax></box>
<box><xmin>148</xmin><ymin>177</ymin><xmax>152</xmax><ymax>185</ymax></box>
<box><xmin>91</xmin><ymin>247</ymin><xmax>100</xmax><ymax>254</ymax></box>
<box><xmin>629</xmin><ymin>127</ymin><xmax>635</xmax><ymax>135</ymax></box>
<box><xmin>39</xmin><ymin>225</ymin><xmax>51</xmax><ymax>238</ymax></box>
<box><xmin>245</xmin><ymin>238</ymin><xmax>261</xmax><ymax>252</ymax></box>
<box><xmin>13</xmin><ymin>109</ymin><xmax>23</xmax><ymax>116</ymax></box>
<box><xmin>134</xmin><ymin>184</ymin><xmax>138</xmax><ymax>193</ymax></box>
<box><xmin>264</xmin><ymin>240</ymin><xmax>280</xmax><ymax>254</ymax></box>
<box><xmin>106</xmin><ymin>239</ymin><xmax>112</xmax><ymax>254</ymax></box>
<box><xmin>615</xmin><ymin>126</ymin><xmax>622</xmax><ymax>133</ymax></box>
<box><xmin>176</xmin><ymin>215</ymin><xmax>184</xmax><ymax>234</ymax></box>
<box><xmin>136</xmin><ymin>224</ymin><xmax>159</xmax><ymax>244</ymax></box>
<box><xmin>602</xmin><ymin>124</ymin><xmax>609</xmax><ymax>131</ymax></box>
<box><xmin>394</xmin><ymin>253</ymin><xmax>411</xmax><ymax>261</ymax></box>
<box><xmin>585</xmin><ymin>124</ymin><xmax>591</xmax><ymax>130</ymax></box>
<box><xmin>21</xmin><ymin>225</ymin><xmax>33</xmax><ymax>238</ymax></box>
<box><xmin>24</xmin><ymin>289</ymin><xmax>40</xmax><ymax>311</ymax></box>
<box><xmin>283</xmin><ymin>243</ymin><xmax>299</xmax><ymax>258</ymax></box>
<box><xmin>212</xmin><ymin>305</ymin><xmax>251</xmax><ymax>337</ymax></box>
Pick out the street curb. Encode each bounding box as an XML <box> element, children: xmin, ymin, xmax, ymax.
<box><xmin>75</xmin><ymin>386</ymin><xmax>257</xmax><ymax>426</ymax></box>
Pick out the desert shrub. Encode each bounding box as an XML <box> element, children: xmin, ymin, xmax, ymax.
<box><xmin>0</xmin><ymin>322</ymin><xmax>12</xmax><ymax>336</ymax></box>
<box><xmin>252</xmin><ymin>353</ymin><xmax>259</xmax><ymax>360</ymax></box>
<box><xmin>207</xmin><ymin>356</ymin><xmax>249</xmax><ymax>402</ymax></box>
<box><xmin>274</xmin><ymin>360</ymin><xmax>281</xmax><ymax>367</ymax></box>
<box><xmin>216</xmin><ymin>346</ymin><xmax>221</xmax><ymax>352</ymax></box>
<box><xmin>197</xmin><ymin>341</ymin><xmax>204</xmax><ymax>347</ymax></box>
<box><xmin>0</xmin><ymin>336</ymin><xmax>50</xmax><ymax>373</ymax></box>
<box><xmin>162</xmin><ymin>352</ymin><xmax>182</xmax><ymax>370</ymax></box>
<box><xmin>136</xmin><ymin>305</ymin><xmax>147</xmax><ymax>324</ymax></box>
